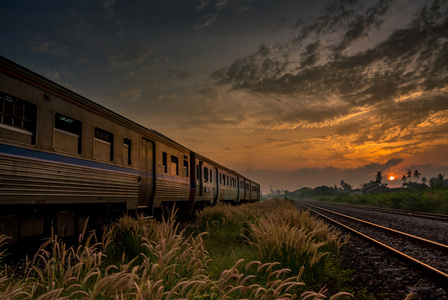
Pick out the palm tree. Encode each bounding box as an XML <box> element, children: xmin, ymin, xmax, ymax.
<box><xmin>402</xmin><ymin>174</ymin><xmax>407</xmax><ymax>185</ymax></box>
<box><xmin>413</xmin><ymin>170</ymin><xmax>421</xmax><ymax>182</ymax></box>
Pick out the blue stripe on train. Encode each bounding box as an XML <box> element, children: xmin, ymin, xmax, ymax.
<box><xmin>0</xmin><ymin>143</ymin><xmax>140</xmax><ymax>176</ymax></box>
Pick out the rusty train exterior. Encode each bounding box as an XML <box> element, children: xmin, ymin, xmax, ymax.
<box><xmin>0</xmin><ymin>56</ymin><xmax>260</xmax><ymax>242</ymax></box>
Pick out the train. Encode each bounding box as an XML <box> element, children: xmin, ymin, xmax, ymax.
<box><xmin>0</xmin><ymin>56</ymin><xmax>260</xmax><ymax>242</ymax></box>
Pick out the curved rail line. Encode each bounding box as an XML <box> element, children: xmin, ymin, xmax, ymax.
<box><xmin>297</xmin><ymin>202</ymin><xmax>448</xmax><ymax>285</ymax></box>
<box><xmin>321</xmin><ymin>202</ymin><xmax>448</xmax><ymax>222</ymax></box>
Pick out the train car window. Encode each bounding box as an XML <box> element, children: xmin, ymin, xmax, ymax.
<box><xmin>170</xmin><ymin>155</ymin><xmax>179</xmax><ymax>175</ymax></box>
<box><xmin>197</xmin><ymin>165</ymin><xmax>200</xmax><ymax>179</ymax></box>
<box><xmin>163</xmin><ymin>152</ymin><xmax>168</xmax><ymax>173</ymax></box>
<box><xmin>0</xmin><ymin>91</ymin><xmax>37</xmax><ymax>144</ymax></box>
<box><xmin>227</xmin><ymin>175</ymin><xmax>229</xmax><ymax>186</ymax></box>
<box><xmin>204</xmin><ymin>167</ymin><xmax>208</xmax><ymax>182</ymax></box>
<box><xmin>94</xmin><ymin>127</ymin><xmax>114</xmax><ymax>161</ymax></box>
<box><xmin>183</xmin><ymin>159</ymin><xmax>188</xmax><ymax>177</ymax></box>
<box><xmin>54</xmin><ymin>113</ymin><xmax>82</xmax><ymax>154</ymax></box>
<box><xmin>210</xmin><ymin>169</ymin><xmax>212</xmax><ymax>183</ymax></box>
<box><xmin>123</xmin><ymin>138</ymin><xmax>131</xmax><ymax>165</ymax></box>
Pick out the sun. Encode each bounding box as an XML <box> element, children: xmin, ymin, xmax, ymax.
<box><xmin>389</xmin><ymin>176</ymin><xmax>395</xmax><ymax>181</ymax></box>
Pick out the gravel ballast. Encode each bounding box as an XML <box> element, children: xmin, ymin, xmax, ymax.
<box><xmin>301</xmin><ymin>201</ymin><xmax>448</xmax><ymax>299</ymax></box>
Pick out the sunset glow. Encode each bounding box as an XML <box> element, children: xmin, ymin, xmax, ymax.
<box><xmin>2</xmin><ymin>0</ymin><xmax>447</xmax><ymax>193</ymax></box>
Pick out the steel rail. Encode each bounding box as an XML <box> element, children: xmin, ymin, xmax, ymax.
<box><xmin>318</xmin><ymin>201</ymin><xmax>448</xmax><ymax>222</ymax></box>
<box><xmin>297</xmin><ymin>202</ymin><xmax>448</xmax><ymax>285</ymax></box>
<box><xmin>302</xmin><ymin>202</ymin><xmax>448</xmax><ymax>253</ymax></box>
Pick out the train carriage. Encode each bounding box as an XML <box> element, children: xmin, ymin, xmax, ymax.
<box><xmin>0</xmin><ymin>56</ymin><xmax>259</xmax><ymax>242</ymax></box>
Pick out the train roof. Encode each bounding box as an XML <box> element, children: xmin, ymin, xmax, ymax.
<box><xmin>0</xmin><ymin>55</ymin><xmax>187</xmax><ymax>151</ymax></box>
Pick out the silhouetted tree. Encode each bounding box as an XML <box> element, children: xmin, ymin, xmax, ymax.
<box><xmin>314</xmin><ymin>185</ymin><xmax>338</xmax><ymax>196</ymax></box>
<box><xmin>340</xmin><ymin>180</ymin><xmax>352</xmax><ymax>193</ymax></box>
<box><xmin>413</xmin><ymin>170</ymin><xmax>421</xmax><ymax>182</ymax></box>
<box><xmin>375</xmin><ymin>171</ymin><xmax>383</xmax><ymax>185</ymax></box>
<box><xmin>406</xmin><ymin>170</ymin><xmax>413</xmax><ymax>180</ymax></box>
<box><xmin>422</xmin><ymin>177</ymin><xmax>427</xmax><ymax>185</ymax></box>
<box><xmin>401</xmin><ymin>175</ymin><xmax>407</xmax><ymax>185</ymax></box>
<box><xmin>429</xmin><ymin>174</ymin><xmax>445</xmax><ymax>188</ymax></box>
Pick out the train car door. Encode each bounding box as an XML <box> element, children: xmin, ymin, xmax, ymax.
<box><xmin>198</xmin><ymin>161</ymin><xmax>203</xmax><ymax>196</ymax></box>
<box><xmin>213</xmin><ymin>167</ymin><xmax>219</xmax><ymax>204</ymax></box>
<box><xmin>236</xmin><ymin>176</ymin><xmax>240</xmax><ymax>202</ymax></box>
<box><xmin>138</xmin><ymin>138</ymin><xmax>155</xmax><ymax>209</ymax></box>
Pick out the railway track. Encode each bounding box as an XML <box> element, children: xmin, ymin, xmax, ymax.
<box><xmin>318</xmin><ymin>202</ymin><xmax>448</xmax><ymax>223</ymax></box>
<box><xmin>297</xmin><ymin>201</ymin><xmax>448</xmax><ymax>293</ymax></box>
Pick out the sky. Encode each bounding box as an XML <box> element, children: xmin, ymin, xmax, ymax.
<box><xmin>1</xmin><ymin>0</ymin><xmax>447</xmax><ymax>194</ymax></box>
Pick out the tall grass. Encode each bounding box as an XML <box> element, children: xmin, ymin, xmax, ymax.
<box><xmin>195</xmin><ymin>199</ymin><xmax>349</xmax><ymax>292</ymax></box>
<box><xmin>0</xmin><ymin>200</ymin><xmax>352</xmax><ymax>299</ymax></box>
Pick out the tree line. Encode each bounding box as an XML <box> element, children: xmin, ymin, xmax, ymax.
<box><xmin>283</xmin><ymin>170</ymin><xmax>447</xmax><ymax>199</ymax></box>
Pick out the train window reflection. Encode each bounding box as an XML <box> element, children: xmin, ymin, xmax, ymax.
<box><xmin>170</xmin><ymin>155</ymin><xmax>178</xmax><ymax>175</ymax></box>
<box><xmin>183</xmin><ymin>159</ymin><xmax>188</xmax><ymax>177</ymax></box>
<box><xmin>204</xmin><ymin>167</ymin><xmax>209</xmax><ymax>182</ymax></box>
<box><xmin>54</xmin><ymin>113</ymin><xmax>82</xmax><ymax>154</ymax></box>
<box><xmin>0</xmin><ymin>91</ymin><xmax>37</xmax><ymax>144</ymax></box>
<box><xmin>94</xmin><ymin>127</ymin><xmax>114</xmax><ymax>161</ymax></box>
<box><xmin>163</xmin><ymin>152</ymin><xmax>168</xmax><ymax>173</ymax></box>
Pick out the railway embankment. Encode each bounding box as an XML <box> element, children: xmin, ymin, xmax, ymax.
<box><xmin>299</xmin><ymin>200</ymin><xmax>448</xmax><ymax>299</ymax></box>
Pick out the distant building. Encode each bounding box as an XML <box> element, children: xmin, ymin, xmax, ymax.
<box><xmin>350</xmin><ymin>188</ymin><xmax>362</xmax><ymax>195</ymax></box>
<box><xmin>362</xmin><ymin>185</ymin><xmax>389</xmax><ymax>194</ymax></box>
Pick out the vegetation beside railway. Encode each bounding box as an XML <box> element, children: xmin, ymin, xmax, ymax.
<box><xmin>0</xmin><ymin>199</ymin><xmax>356</xmax><ymax>299</ymax></box>
<box><xmin>281</xmin><ymin>175</ymin><xmax>448</xmax><ymax>215</ymax></box>
<box><xmin>316</xmin><ymin>189</ymin><xmax>448</xmax><ymax>215</ymax></box>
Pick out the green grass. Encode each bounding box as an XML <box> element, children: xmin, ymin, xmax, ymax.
<box><xmin>0</xmin><ymin>199</ymin><xmax>357</xmax><ymax>299</ymax></box>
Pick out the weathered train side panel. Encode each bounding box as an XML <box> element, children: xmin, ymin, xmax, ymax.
<box><xmin>152</xmin><ymin>141</ymin><xmax>190</xmax><ymax>210</ymax></box>
<box><xmin>0</xmin><ymin>144</ymin><xmax>139</xmax><ymax>204</ymax></box>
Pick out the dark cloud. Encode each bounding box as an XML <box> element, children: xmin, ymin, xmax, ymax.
<box><xmin>291</xmin><ymin>158</ymin><xmax>403</xmax><ymax>177</ymax></box>
<box><xmin>333</xmin><ymin>0</ymin><xmax>392</xmax><ymax>52</ymax></box>
<box><xmin>194</xmin><ymin>0</ymin><xmax>255</xmax><ymax>32</ymax></box>
<box><xmin>180</xmin><ymin>115</ymin><xmax>245</xmax><ymax>130</ymax></box>
<box><xmin>300</xmin><ymin>41</ymin><xmax>321</xmax><ymax>67</ymax></box>
<box><xmin>210</xmin><ymin>0</ymin><xmax>448</xmax><ymax>137</ymax></box>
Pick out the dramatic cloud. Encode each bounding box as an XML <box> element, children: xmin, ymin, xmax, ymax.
<box><xmin>195</xmin><ymin>0</ymin><xmax>253</xmax><ymax>32</ymax></box>
<box><xmin>209</xmin><ymin>0</ymin><xmax>448</xmax><ymax>137</ymax></box>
